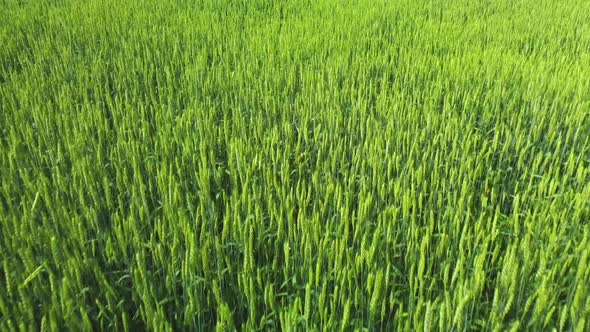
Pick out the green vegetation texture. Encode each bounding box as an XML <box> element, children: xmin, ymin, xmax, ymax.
<box><xmin>1</xmin><ymin>0</ymin><xmax>590</xmax><ymax>330</ymax></box>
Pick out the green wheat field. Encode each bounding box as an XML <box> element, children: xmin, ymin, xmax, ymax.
<box><xmin>1</xmin><ymin>0</ymin><xmax>589</xmax><ymax>330</ymax></box>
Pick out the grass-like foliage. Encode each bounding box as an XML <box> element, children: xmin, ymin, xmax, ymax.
<box><xmin>1</xmin><ymin>0</ymin><xmax>589</xmax><ymax>330</ymax></box>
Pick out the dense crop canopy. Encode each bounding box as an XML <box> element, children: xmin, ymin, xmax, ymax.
<box><xmin>1</xmin><ymin>0</ymin><xmax>589</xmax><ymax>330</ymax></box>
